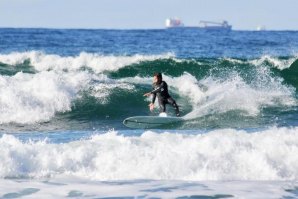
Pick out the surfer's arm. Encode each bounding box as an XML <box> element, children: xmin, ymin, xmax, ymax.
<box><xmin>149</xmin><ymin>102</ymin><xmax>154</xmax><ymax>111</ymax></box>
<box><xmin>143</xmin><ymin>91</ymin><xmax>155</xmax><ymax>111</ymax></box>
<box><xmin>143</xmin><ymin>92</ymin><xmax>151</xmax><ymax>97</ymax></box>
<box><xmin>148</xmin><ymin>90</ymin><xmax>156</xmax><ymax>111</ymax></box>
<box><xmin>150</xmin><ymin>86</ymin><xmax>162</xmax><ymax>94</ymax></box>
<box><xmin>151</xmin><ymin>93</ymin><xmax>156</xmax><ymax>104</ymax></box>
<box><xmin>143</xmin><ymin>88</ymin><xmax>159</xmax><ymax>100</ymax></box>
<box><xmin>143</xmin><ymin>84</ymin><xmax>162</xmax><ymax>98</ymax></box>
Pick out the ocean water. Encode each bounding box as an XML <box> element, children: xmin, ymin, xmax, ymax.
<box><xmin>0</xmin><ymin>28</ymin><xmax>298</xmax><ymax>198</ymax></box>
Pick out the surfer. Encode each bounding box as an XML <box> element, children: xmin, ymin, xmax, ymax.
<box><xmin>144</xmin><ymin>72</ymin><xmax>180</xmax><ymax>116</ymax></box>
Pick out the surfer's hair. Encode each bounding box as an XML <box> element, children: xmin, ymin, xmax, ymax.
<box><xmin>154</xmin><ymin>72</ymin><xmax>162</xmax><ymax>83</ymax></box>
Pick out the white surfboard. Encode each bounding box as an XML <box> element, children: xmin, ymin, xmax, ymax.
<box><xmin>123</xmin><ymin>115</ymin><xmax>184</xmax><ymax>129</ymax></box>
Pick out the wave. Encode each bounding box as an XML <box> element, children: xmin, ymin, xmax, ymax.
<box><xmin>249</xmin><ymin>55</ymin><xmax>298</xmax><ymax>70</ymax></box>
<box><xmin>0</xmin><ymin>71</ymin><xmax>135</xmax><ymax>124</ymax></box>
<box><xmin>0</xmin><ymin>51</ymin><xmax>296</xmax><ymax>126</ymax></box>
<box><xmin>1</xmin><ymin>127</ymin><xmax>298</xmax><ymax>181</ymax></box>
<box><xmin>280</xmin><ymin>58</ymin><xmax>298</xmax><ymax>88</ymax></box>
<box><xmin>184</xmin><ymin>73</ymin><xmax>296</xmax><ymax>119</ymax></box>
<box><xmin>0</xmin><ymin>51</ymin><xmax>174</xmax><ymax>73</ymax></box>
<box><xmin>0</xmin><ymin>51</ymin><xmax>297</xmax><ymax>78</ymax></box>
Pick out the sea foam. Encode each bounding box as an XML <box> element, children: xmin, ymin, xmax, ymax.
<box><xmin>0</xmin><ymin>71</ymin><xmax>133</xmax><ymax>124</ymax></box>
<box><xmin>1</xmin><ymin>127</ymin><xmax>298</xmax><ymax>181</ymax></box>
<box><xmin>137</xmin><ymin>72</ymin><xmax>296</xmax><ymax>119</ymax></box>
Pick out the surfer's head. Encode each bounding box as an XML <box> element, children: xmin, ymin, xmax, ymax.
<box><xmin>153</xmin><ymin>72</ymin><xmax>162</xmax><ymax>84</ymax></box>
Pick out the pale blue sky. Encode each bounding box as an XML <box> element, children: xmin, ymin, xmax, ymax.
<box><xmin>1</xmin><ymin>0</ymin><xmax>298</xmax><ymax>30</ymax></box>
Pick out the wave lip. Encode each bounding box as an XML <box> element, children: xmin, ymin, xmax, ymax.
<box><xmin>0</xmin><ymin>51</ymin><xmax>174</xmax><ymax>73</ymax></box>
<box><xmin>249</xmin><ymin>55</ymin><xmax>298</xmax><ymax>70</ymax></box>
<box><xmin>1</xmin><ymin>127</ymin><xmax>298</xmax><ymax>181</ymax></box>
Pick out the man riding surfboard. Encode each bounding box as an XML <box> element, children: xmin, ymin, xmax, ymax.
<box><xmin>144</xmin><ymin>72</ymin><xmax>180</xmax><ymax>117</ymax></box>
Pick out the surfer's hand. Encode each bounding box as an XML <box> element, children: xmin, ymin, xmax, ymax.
<box><xmin>149</xmin><ymin>103</ymin><xmax>154</xmax><ymax>111</ymax></box>
<box><xmin>143</xmin><ymin>92</ymin><xmax>151</xmax><ymax>97</ymax></box>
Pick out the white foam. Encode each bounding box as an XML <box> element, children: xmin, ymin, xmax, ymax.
<box><xmin>0</xmin><ymin>71</ymin><xmax>134</xmax><ymax>124</ymax></box>
<box><xmin>164</xmin><ymin>72</ymin><xmax>206</xmax><ymax>106</ymax></box>
<box><xmin>220</xmin><ymin>55</ymin><xmax>297</xmax><ymax>70</ymax></box>
<box><xmin>0</xmin><ymin>179</ymin><xmax>294</xmax><ymax>199</ymax></box>
<box><xmin>0</xmin><ymin>71</ymin><xmax>79</xmax><ymax>124</ymax></box>
<box><xmin>120</xmin><ymin>71</ymin><xmax>296</xmax><ymax>119</ymax></box>
<box><xmin>0</xmin><ymin>51</ymin><xmax>174</xmax><ymax>73</ymax></box>
<box><xmin>159</xmin><ymin>112</ymin><xmax>168</xmax><ymax>117</ymax></box>
<box><xmin>250</xmin><ymin>55</ymin><xmax>297</xmax><ymax>70</ymax></box>
<box><xmin>1</xmin><ymin>127</ymin><xmax>298</xmax><ymax>181</ymax></box>
<box><xmin>165</xmin><ymin>72</ymin><xmax>295</xmax><ymax>119</ymax></box>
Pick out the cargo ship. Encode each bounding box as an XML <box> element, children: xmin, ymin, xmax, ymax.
<box><xmin>165</xmin><ymin>18</ymin><xmax>232</xmax><ymax>30</ymax></box>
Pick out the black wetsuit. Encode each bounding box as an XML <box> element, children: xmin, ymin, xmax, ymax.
<box><xmin>151</xmin><ymin>81</ymin><xmax>180</xmax><ymax>116</ymax></box>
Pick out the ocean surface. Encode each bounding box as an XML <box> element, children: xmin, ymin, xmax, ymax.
<box><xmin>0</xmin><ymin>28</ymin><xmax>298</xmax><ymax>198</ymax></box>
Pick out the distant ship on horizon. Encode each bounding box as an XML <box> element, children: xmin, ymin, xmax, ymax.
<box><xmin>256</xmin><ymin>25</ymin><xmax>266</xmax><ymax>31</ymax></box>
<box><xmin>165</xmin><ymin>18</ymin><xmax>232</xmax><ymax>30</ymax></box>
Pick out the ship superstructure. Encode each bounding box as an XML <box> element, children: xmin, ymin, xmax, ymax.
<box><xmin>165</xmin><ymin>18</ymin><xmax>185</xmax><ymax>28</ymax></box>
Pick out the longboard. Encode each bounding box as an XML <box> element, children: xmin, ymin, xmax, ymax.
<box><xmin>123</xmin><ymin>116</ymin><xmax>184</xmax><ymax>129</ymax></box>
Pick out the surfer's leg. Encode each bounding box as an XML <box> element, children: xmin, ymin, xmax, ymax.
<box><xmin>167</xmin><ymin>97</ymin><xmax>180</xmax><ymax>116</ymax></box>
<box><xmin>158</xmin><ymin>98</ymin><xmax>166</xmax><ymax>113</ymax></box>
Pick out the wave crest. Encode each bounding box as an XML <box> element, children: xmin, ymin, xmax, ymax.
<box><xmin>0</xmin><ymin>51</ymin><xmax>174</xmax><ymax>73</ymax></box>
<box><xmin>1</xmin><ymin>127</ymin><xmax>298</xmax><ymax>180</ymax></box>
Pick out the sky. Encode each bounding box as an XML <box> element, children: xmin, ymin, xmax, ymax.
<box><xmin>1</xmin><ymin>0</ymin><xmax>298</xmax><ymax>30</ymax></box>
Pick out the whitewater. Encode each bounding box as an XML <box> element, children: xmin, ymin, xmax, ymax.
<box><xmin>1</xmin><ymin>28</ymin><xmax>298</xmax><ymax>198</ymax></box>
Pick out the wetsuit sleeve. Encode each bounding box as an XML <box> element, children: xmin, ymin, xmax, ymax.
<box><xmin>151</xmin><ymin>93</ymin><xmax>156</xmax><ymax>104</ymax></box>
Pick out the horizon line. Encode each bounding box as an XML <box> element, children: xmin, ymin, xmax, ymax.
<box><xmin>0</xmin><ymin>26</ymin><xmax>298</xmax><ymax>32</ymax></box>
